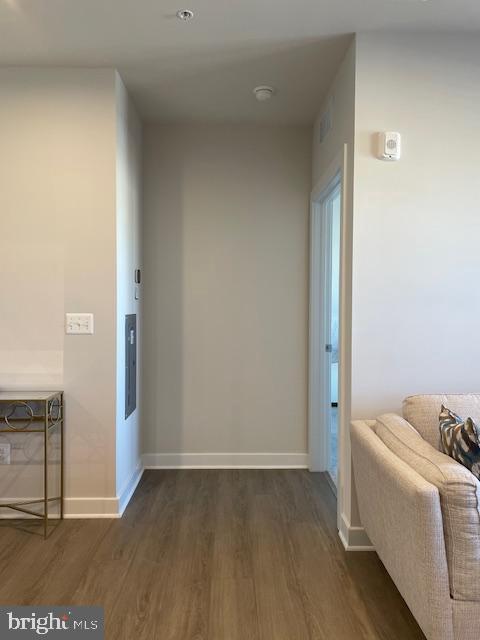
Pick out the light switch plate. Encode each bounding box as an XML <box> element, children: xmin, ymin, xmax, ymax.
<box><xmin>66</xmin><ymin>313</ymin><xmax>94</xmax><ymax>335</ymax></box>
<box><xmin>0</xmin><ymin>443</ymin><xmax>11</xmax><ymax>465</ymax></box>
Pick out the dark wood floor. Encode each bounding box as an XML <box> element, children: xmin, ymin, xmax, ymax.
<box><xmin>0</xmin><ymin>470</ymin><xmax>425</xmax><ymax>640</ymax></box>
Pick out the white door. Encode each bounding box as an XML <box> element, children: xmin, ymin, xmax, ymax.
<box><xmin>309</xmin><ymin>171</ymin><xmax>342</xmax><ymax>491</ymax></box>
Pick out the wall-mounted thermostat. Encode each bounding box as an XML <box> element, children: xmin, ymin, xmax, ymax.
<box><xmin>377</xmin><ymin>132</ymin><xmax>401</xmax><ymax>161</ymax></box>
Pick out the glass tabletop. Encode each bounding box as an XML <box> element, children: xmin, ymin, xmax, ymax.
<box><xmin>0</xmin><ymin>391</ymin><xmax>62</xmax><ymax>401</ymax></box>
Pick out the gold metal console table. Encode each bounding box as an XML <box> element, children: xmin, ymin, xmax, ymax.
<box><xmin>0</xmin><ymin>391</ymin><xmax>64</xmax><ymax>538</ymax></box>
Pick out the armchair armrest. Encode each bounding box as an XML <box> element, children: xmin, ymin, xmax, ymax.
<box><xmin>351</xmin><ymin>420</ymin><xmax>453</xmax><ymax>640</ymax></box>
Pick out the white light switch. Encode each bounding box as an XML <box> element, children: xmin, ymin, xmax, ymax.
<box><xmin>66</xmin><ymin>313</ymin><xmax>94</xmax><ymax>335</ymax></box>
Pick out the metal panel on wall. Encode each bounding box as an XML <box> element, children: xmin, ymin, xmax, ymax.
<box><xmin>125</xmin><ymin>314</ymin><xmax>137</xmax><ymax>419</ymax></box>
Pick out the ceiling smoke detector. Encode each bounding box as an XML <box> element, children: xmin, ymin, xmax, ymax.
<box><xmin>253</xmin><ymin>86</ymin><xmax>275</xmax><ymax>102</ymax></box>
<box><xmin>176</xmin><ymin>9</ymin><xmax>194</xmax><ymax>20</ymax></box>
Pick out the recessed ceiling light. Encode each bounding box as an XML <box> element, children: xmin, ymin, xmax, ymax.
<box><xmin>253</xmin><ymin>86</ymin><xmax>275</xmax><ymax>102</ymax></box>
<box><xmin>176</xmin><ymin>9</ymin><xmax>194</xmax><ymax>21</ymax></box>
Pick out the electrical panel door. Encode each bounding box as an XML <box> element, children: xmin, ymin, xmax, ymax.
<box><xmin>125</xmin><ymin>314</ymin><xmax>137</xmax><ymax>419</ymax></box>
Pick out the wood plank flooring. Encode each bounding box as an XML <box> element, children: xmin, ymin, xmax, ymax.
<box><xmin>0</xmin><ymin>470</ymin><xmax>425</xmax><ymax>640</ymax></box>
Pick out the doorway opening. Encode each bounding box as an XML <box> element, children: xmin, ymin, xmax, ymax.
<box><xmin>309</xmin><ymin>164</ymin><xmax>343</xmax><ymax>494</ymax></box>
<box><xmin>327</xmin><ymin>181</ymin><xmax>341</xmax><ymax>486</ymax></box>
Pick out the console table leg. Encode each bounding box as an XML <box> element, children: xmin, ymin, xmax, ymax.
<box><xmin>44</xmin><ymin>400</ymin><xmax>48</xmax><ymax>539</ymax></box>
<box><xmin>60</xmin><ymin>395</ymin><xmax>64</xmax><ymax>520</ymax></box>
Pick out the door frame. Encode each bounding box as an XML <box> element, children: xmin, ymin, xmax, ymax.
<box><xmin>308</xmin><ymin>146</ymin><xmax>347</xmax><ymax>483</ymax></box>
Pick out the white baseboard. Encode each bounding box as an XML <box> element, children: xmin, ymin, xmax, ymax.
<box><xmin>64</xmin><ymin>461</ymin><xmax>144</xmax><ymax>518</ymax></box>
<box><xmin>0</xmin><ymin>499</ymin><xmax>52</xmax><ymax>519</ymax></box>
<box><xmin>63</xmin><ymin>497</ymin><xmax>121</xmax><ymax>519</ymax></box>
<box><xmin>0</xmin><ymin>497</ymin><xmax>124</xmax><ymax>519</ymax></box>
<box><xmin>0</xmin><ymin>498</ymin><xmax>63</xmax><ymax>520</ymax></box>
<box><xmin>142</xmin><ymin>452</ymin><xmax>309</xmax><ymax>469</ymax></box>
<box><xmin>0</xmin><ymin>455</ymin><xmax>309</xmax><ymax>519</ymax></box>
<box><xmin>118</xmin><ymin>463</ymin><xmax>144</xmax><ymax>516</ymax></box>
<box><xmin>1</xmin><ymin>462</ymin><xmax>145</xmax><ymax>520</ymax></box>
<box><xmin>339</xmin><ymin>512</ymin><xmax>374</xmax><ymax>551</ymax></box>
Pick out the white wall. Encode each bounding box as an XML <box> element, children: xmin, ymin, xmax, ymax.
<box><xmin>313</xmin><ymin>40</ymin><xmax>355</xmax><ymax>187</ymax></box>
<box><xmin>340</xmin><ymin>32</ymin><xmax>480</xmax><ymax>537</ymax></box>
<box><xmin>352</xmin><ymin>32</ymin><xmax>480</xmax><ymax>418</ymax></box>
<box><xmin>115</xmin><ymin>74</ymin><xmax>143</xmax><ymax>505</ymax></box>
<box><xmin>312</xmin><ymin>42</ymin><xmax>360</xmax><ymax>541</ymax></box>
<box><xmin>0</xmin><ymin>69</ymin><xmax>118</xmax><ymax>512</ymax></box>
<box><xmin>143</xmin><ymin>124</ymin><xmax>311</xmax><ymax>462</ymax></box>
<box><xmin>312</xmin><ymin>33</ymin><xmax>480</xmax><ymax>544</ymax></box>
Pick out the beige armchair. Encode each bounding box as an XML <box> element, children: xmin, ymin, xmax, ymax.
<box><xmin>351</xmin><ymin>394</ymin><xmax>480</xmax><ymax>640</ymax></box>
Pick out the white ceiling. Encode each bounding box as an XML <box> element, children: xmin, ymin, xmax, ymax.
<box><xmin>1</xmin><ymin>0</ymin><xmax>479</xmax><ymax>124</ymax></box>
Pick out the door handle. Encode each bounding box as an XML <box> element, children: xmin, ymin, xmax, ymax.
<box><xmin>325</xmin><ymin>344</ymin><xmax>333</xmax><ymax>353</ymax></box>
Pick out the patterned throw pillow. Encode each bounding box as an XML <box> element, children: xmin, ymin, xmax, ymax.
<box><xmin>439</xmin><ymin>405</ymin><xmax>480</xmax><ymax>479</ymax></box>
